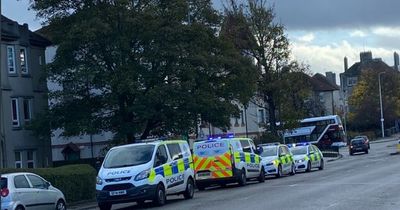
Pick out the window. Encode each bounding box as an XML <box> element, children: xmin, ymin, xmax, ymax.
<box><xmin>11</xmin><ymin>98</ymin><xmax>20</xmax><ymax>127</ymax></box>
<box><xmin>23</xmin><ymin>99</ymin><xmax>32</xmax><ymax>123</ymax></box>
<box><xmin>258</xmin><ymin>109</ymin><xmax>265</xmax><ymax>123</ymax></box>
<box><xmin>15</xmin><ymin>151</ymin><xmax>22</xmax><ymax>168</ymax></box>
<box><xmin>154</xmin><ymin>145</ymin><xmax>168</xmax><ymax>167</ymax></box>
<box><xmin>20</xmin><ymin>47</ymin><xmax>28</xmax><ymax>74</ymax></box>
<box><xmin>7</xmin><ymin>46</ymin><xmax>16</xmax><ymax>74</ymax></box>
<box><xmin>249</xmin><ymin>140</ymin><xmax>256</xmax><ymax>153</ymax></box>
<box><xmin>167</xmin><ymin>143</ymin><xmax>182</xmax><ymax>160</ymax></box>
<box><xmin>27</xmin><ymin>175</ymin><xmax>46</xmax><ymax>189</ymax></box>
<box><xmin>347</xmin><ymin>77</ymin><xmax>357</xmax><ymax>86</ymax></box>
<box><xmin>27</xmin><ymin>151</ymin><xmax>35</xmax><ymax>168</ymax></box>
<box><xmin>103</xmin><ymin>145</ymin><xmax>154</xmax><ymax>168</ymax></box>
<box><xmin>240</xmin><ymin>140</ymin><xmax>251</xmax><ymax>153</ymax></box>
<box><xmin>14</xmin><ymin>175</ymin><xmax>30</xmax><ymax>188</ymax></box>
<box><xmin>278</xmin><ymin>146</ymin><xmax>286</xmax><ymax>156</ymax></box>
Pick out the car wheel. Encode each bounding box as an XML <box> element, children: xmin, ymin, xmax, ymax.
<box><xmin>276</xmin><ymin>165</ymin><xmax>282</xmax><ymax>178</ymax></box>
<box><xmin>306</xmin><ymin>161</ymin><xmax>311</xmax><ymax>172</ymax></box>
<box><xmin>98</xmin><ymin>202</ymin><xmax>112</xmax><ymax>210</ymax></box>
<box><xmin>56</xmin><ymin>199</ymin><xmax>66</xmax><ymax>210</ymax></box>
<box><xmin>258</xmin><ymin>167</ymin><xmax>265</xmax><ymax>182</ymax></box>
<box><xmin>15</xmin><ymin>205</ymin><xmax>24</xmax><ymax>210</ymax></box>
<box><xmin>290</xmin><ymin>164</ymin><xmax>296</xmax><ymax>175</ymax></box>
<box><xmin>238</xmin><ymin>169</ymin><xmax>247</xmax><ymax>186</ymax></box>
<box><xmin>153</xmin><ymin>183</ymin><xmax>166</xmax><ymax>206</ymax></box>
<box><xmin>319</xmin><ymin>159</ymin><xmax>324</xmax><ymax>170</ymax></box>
<box><xmin>183</xmin><ymin>178</ymin><xmax>195</xmax><ymax>199</ymax></box>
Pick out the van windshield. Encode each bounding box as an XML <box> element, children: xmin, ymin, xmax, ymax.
<box><xmin>103</xmin><ymin>145</ymin><xmax>155</xmax><ymax>168</ymax></box>
<box><xmin>291</xmin><ymin>147</ymin><xmax>308</xmax><ymax>155</ymax></box>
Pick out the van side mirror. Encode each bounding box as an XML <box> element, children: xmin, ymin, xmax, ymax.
<box><xmin>256</xmin><ymin>147</ymin><xmax>263</xmax><ymax>155</ymax></box>
<box><xmin>173</xmin><ymin>154</ymin><xmax>183</xmax><ymax>161</ymax></box>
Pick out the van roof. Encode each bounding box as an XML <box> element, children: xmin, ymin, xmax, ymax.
<box><xmin>194</xmin><ymin>137</ymin><xmax>252</xmax><ymax>144</ymax></box>
<box><xmin>110</xmin><ymin>140</ymin><xmax>188</xmax><ymax>150</ymax></box>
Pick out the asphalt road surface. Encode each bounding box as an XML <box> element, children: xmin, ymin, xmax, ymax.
<box><xmin>106</xmin><ymin>140</ymin><xmax>400</xmax><ymax>210</ymax></box>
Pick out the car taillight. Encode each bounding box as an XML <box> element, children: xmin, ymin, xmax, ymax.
<box><xmin>1</xmin><ymin>188</ymin><xmax>9</xmax><ymax>197</ymax></box>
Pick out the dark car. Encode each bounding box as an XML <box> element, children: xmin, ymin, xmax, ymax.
<box><xmin>349</xmin><ymin>138</ymin><xmax>369</xmax><ymax>155</ymax></box>
<box><xmin>354</xmin><ymin>135</ymin><xmax>370</xmax><ymax>149</ymax></box>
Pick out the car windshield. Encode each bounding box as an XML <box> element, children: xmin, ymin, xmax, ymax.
<box><xmin>260</xmin><ymin>147</ymin><xmax>277</xmax><ymax>157</ymax></box>
<box><xmin>351</xmin><ymin>139</ymin><xmax>364</xmax><ymax>144</ymax></box>
<box><xmin>103</xmin><ymin>145</ymin><xmax>155</xmax><ymax>168</ymax></box>
<box><xmin>291</xmin><ymin>147</ymin><xmax>308</xmax><ymax>155</ymax></box>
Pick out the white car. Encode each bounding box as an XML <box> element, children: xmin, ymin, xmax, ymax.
<box><xmin>290</xmin><ymin>144</ymin><xmax>324</xmax><ymax>172</ymax></box>
<box><xmin>1</xmin><ymin>172</ymin><xmax>66</xmax><ymax>210</ymax></box>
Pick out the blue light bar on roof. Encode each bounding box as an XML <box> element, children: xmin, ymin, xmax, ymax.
<box><xmin>207</xmin><ymin>133</ymin><xmax>235</xmax><ymax>140</ymax></box>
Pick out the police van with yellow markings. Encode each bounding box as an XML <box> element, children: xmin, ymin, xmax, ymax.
<box><xmin>193</xmin><ymin>137</ymin><xmax>264</xmax><ymax>190</ymax></box>
<box><xmin>259</xmin><ymin>143</ymin><xmax>296</xmax><ymax>177</ymax></box>
<box><xmin>289</xmin><ymin>143</ymin><xmax>324</xmax><ymax>172</ymax></box>
<box><xmin>96</xmin><ymin>140</ymin><xmax>194</xmax><ymax>210</ymax></box>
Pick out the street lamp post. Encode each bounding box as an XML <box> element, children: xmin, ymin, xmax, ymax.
<box><xmin>378</xmin><ymin>72</ymin><xmax>385</xmax><ymax>138</ymax></box>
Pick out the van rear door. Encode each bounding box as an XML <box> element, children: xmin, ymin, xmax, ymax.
<box><xmin>193</xmin><ymin>140</ymin><xmax>233</xmax><ymax>180</ymax></box>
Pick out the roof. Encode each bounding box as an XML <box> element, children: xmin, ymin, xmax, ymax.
<box><xmin>344</xmin><ymin>59</ymin><xmax>394</xmax><ymax>77</ymax></box>
<box><xmin>1</xmin><ymin>15</ymin><xmax>52</xmax><ymax>47</ymax></box>
<box><xmin>310</xmin><ymin>73</ymin><xmax>340</xmax><ymax>92</ymax></box>
<box><xmin>109</xmin><ymin>140</ymin><xmax>187</xmax><ymax>150</ymax></box>
<box><xmin>301</xmin><ymin>115</ymin><xmax>338</xmax><ymax>123</ymax></box>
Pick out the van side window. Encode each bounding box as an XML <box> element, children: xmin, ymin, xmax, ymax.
<box><xmin>154</xmin><ymin>145</ymin><xmax>168</xmax><ymax>167</ymax></box>
<box><xmin>181</xmin><ymin>143</ymin><xmax>191</xmax><ymax>158</ymax></box>
<box><xmin>240</xmin><ymin>140</ymin><xmax>251</xmax><ymax>153</ymax></box>
<box><xmin>249</xmin><ymin>140</ymin><xmax>256</xmax><ymax>153</ymax></box>
<box><xmin>167</xmin><ymin>143</ymin><xmax>183</xmax><ymax>160</ymax></box>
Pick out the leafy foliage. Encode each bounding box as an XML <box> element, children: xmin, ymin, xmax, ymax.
<box><xmin>30</xmin><ymin>0</ymin><xmax>258</xmax><ymax>143</ymax></box>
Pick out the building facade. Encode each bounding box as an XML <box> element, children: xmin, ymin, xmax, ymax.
<box><xmin>1</xmin><ymin>16</ymin><xmax>52</xmax><ymax>168</ymax></box>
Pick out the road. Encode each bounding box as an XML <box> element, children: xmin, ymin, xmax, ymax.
<box><xmin>104</xmin><ymin>140</ymin><xmax>400</xmax><ymax>210</ymax></box>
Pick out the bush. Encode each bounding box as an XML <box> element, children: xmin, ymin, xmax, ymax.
<box><xmin>0</xmin><ymin>164</ymin><xmax>96</xmax><ymax>203</ymax></box>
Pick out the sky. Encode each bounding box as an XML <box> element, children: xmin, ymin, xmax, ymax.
<box><xmin>3</xmin><ymin>0</ymin><xmax>400</xmax><ymax>84</ymax></box>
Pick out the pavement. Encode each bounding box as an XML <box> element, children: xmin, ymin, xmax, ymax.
<box><xmin>70</xmin><ymin>135</ymin><xmax>400</xmax><ymax>210</ymax></box>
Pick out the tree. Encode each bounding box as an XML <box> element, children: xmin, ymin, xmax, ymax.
<box><xmin>31</xmin><ymin>0</ymin><xmax>258</xmax><ymax>143</ymax></box>
<box><xmin>223</xmin><ymin>0</ymin><xmax>310</xmax><ymax>137</ymax></box>
<box><xmin>348</xmin><ymin>67</ymin><xmax>400</xmax><ymax>131</ymax></box>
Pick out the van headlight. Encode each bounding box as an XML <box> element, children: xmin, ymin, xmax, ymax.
<box><xmin>96</xmin><ymin>176</ymin><xmax>103</xmax><ymax>185</ymax></box>
<box><xmin>134</xmin><ymin>169</ymin><xmax>150</xmax><ymax>181</ymax></box>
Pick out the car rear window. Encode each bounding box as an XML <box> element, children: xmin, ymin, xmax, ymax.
<box><xmin>1</xmin><ymin>178</ymin><xmax>7</xmax><ymax>189</ymax></box>
<box><xmin>351</xmin><ymin>139</ymin><xmax>364</xmax><ymax>144</ymax></box>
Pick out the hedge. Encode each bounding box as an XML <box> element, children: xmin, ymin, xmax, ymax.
<box><xmin>0</xmin><ymin>164</ymin><xmax>97</xmax><ymax>203</ymax></box>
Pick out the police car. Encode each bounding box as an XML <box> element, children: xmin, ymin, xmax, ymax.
<box><xmin>259</xmin><ymin>143</ymin><xmax>295</xmax><ymax>177</ymax></box>
<box><xmin>289</xmin><ymin>143</ymin><xmax>324</xmax><ymax>172</ymax></box>
<box><xmin>193</xmin><ymin>137</ymin><xmax>264</xmax><ymax>190</ymax></box>
<box><xmin>96</xmin><ymin>140</ymin><xmax>194</xmax><ymax>210</ymax></box>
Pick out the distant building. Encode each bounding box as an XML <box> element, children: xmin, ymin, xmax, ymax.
<box><xmin>0</xmin><ymin>16</ymin><xmax>52</xmax><ymax>168</ymax></box>
<box><xmin>309</xmin><ymin>73</ymin><xmax>340</xmax><ymax>116</ymax></box>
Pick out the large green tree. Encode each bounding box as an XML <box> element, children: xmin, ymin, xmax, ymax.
<box><xmin>31</xmin><ymin>0</ymin><xmax>258</xmax><ymax>143</ymax></box>
<box><xmin>348</xmin><ymin>68</ymin><xmax>400</xmax><ymax>131</ymax></box>
<box><xmin>223</xmin><ymin>0</ymin><xmax>310</xmax><ymax>136</ymax></box>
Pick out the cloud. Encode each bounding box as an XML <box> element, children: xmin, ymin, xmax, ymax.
<box><xmin>372</xmin><ymin>27</ymin><xmax>400</xmax><ymax>37</ymax></box>
<box><xmin>350</xmin><ymin>30</ymin><xmax>367</xmax><ymax>37</ymax></box>
<box><xmin>297</xmin><ymin>33</ymin><xmax>315</xmax><ymax>42</ymax></box>
<box><xmin>271</xmin><ymin>0</ymin><xmax>400</xmax><ymax>30</ymax></box>
<box><xmin>289</xmin><ymin>40</ymin><xmax>396</xmax><ymax>81</ymax></box>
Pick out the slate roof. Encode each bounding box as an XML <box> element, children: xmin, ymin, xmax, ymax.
<box><xmin>310</xmin><ymin>73</ymin><xmax>340</xmax><ymax>92</ymax></box>
<box><xmin>343</xmin><ymin>59</ymin><xmax>394</xmax><ymax>77</ymax></box>
<box><xmin>1</xmin><ymin>15</ymin><xmax>51</xmax><ymax>47</ymax></box>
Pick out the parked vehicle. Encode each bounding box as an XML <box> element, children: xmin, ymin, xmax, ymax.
<box><xmin>259</xmin><ymin>143</ymin><xmax>296</xmax><ymax>177</ymax></box>
<box><xmin>1</xmin><ymin>172</ymin><xmax>66</xmax><ymax>210</ymax></box>
<box><xmin>193</xmin><ymin>137</ymin><xmax>264</xmax><ymax>190</ymax></box>
<box><xmin>96</xmin><ymin>140</ymin><xmax>194</xmax><ymax>210</ymax></box>
<box><xmin>289</xmin><ymin>143</ymin><xmax>324</xmax><ymax>172</ymax></box>
<box><xmin>349</xmin><ymin>138</ymin><xmax>369</xmax><ymax>155</ymax></box>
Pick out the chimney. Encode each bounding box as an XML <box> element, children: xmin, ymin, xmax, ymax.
<box><xmin>344</xmin><ymin>57</ymin><xmax>348</xmax><ymax>71</ymax></box>
<box><xmin>394</xmin><ymin>52</ymin><xmax>399</xmax><ymax>71</ymax></box>
<box><xmin>360</xmin><ymin>51</ymin><xmax>372</xmax><ymax>63</ymax></box>
<box><xmin>325</xmin><ymin>72</ymin><xmax>336</xmax><ymax>85</ymax></box>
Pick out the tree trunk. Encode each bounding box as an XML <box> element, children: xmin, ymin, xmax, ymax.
<box><xmin>266</xmin><ymin>94</ymin><xmax>278</xmax><ymax>136</ymax></box>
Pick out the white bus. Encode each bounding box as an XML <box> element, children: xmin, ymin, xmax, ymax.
<box><xmin>283</xmin><ymin>115</ymin><xmax>346</xmax><ymax>149</ymax></box>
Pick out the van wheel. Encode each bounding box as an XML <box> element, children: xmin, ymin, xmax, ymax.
<box><xmin>306</xmin><ymin>161</ymin><xmax>311</xmax><ymax>172</ymax></box>
<box><xmin>98</xmin><ymin>202</ymin><xmax>111</xmax><ymax>210</ymax></box>
<box><xmin>153</xmin><ymin>184</ymin><xmax>166</xmax><ymax>206</ymax></box>
<box><xmin>238</xmin><ymin>169</ymin><xmax>247</xmax><ymax>186</ymax></box>
<box><xmin>15</xmin><ymin>206</ymin><xmax>24</xmax><ymax>210</ymax></box>
<box><xmin>56</xmin><ymin>199</ymin><xmax>66</xmax><ymax>210</ymax></box>
<box><xmin>319</xmin><ymin>159</ymin><xmax>324</xmax><ymax>170</ymax></box>
<box><xmin>183</xmin><ymin>178</ymin><xmax>194</xmax><ymax>199</ymax></box>
<box><xmin>275</xmin><ymin>165</ymin><xmax>282</xmax><ymax>178</ymax></box>
<box><xmin>289</xmin><ymin>164</ymin><xmax>296</xmax><ymax>175</ymax></box>
<box><xmin>258</xmin><ymin>168</ymin><xmax>265</xmax><ymax>182</ymax></box>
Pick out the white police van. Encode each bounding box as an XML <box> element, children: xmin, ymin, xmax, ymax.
<box><xmin>96</xmin><ymin>140</ymin><xmax>194</xmax><ymax>210</ymax></box>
